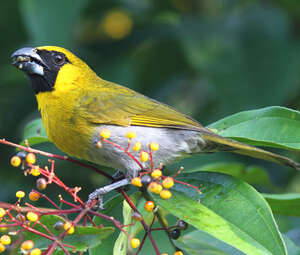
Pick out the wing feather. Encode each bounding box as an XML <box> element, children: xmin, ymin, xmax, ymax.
<box><xmin>76</xmin><ymin>80</ymin><xmax>203</xmax><ymax>130</ymax></box>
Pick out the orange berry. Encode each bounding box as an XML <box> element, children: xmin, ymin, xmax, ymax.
<box><xmin>131</xmin><ymin>212</ymin><xmax>143</xmax><ymax>221</ymax></box>
<box><xmin>150</xmin><ymin>142</ymin><xmax>159</xmax><ymax>151</ymax></box>
<box><xmin>63</xmin><ymin>222</ymin><xmax>75</xmax><ymax>234</ymax></box>
<box><xmin>126</xmin><ymin>131</ymin><xmax>136</xmax><ymax>139</ymax></box>
<box><xmin>0</xmin><ymin>235</ymin><xmax>11</xmax><ymax>245</ymax></box>
<box><xmin>130</xmin><ymin>238</ymin><xmax>140</xmax><ymax>248</ymax></box>
<box><xmin>131</xmin><ymin>177</ymin><xmax>142</xmax><ymax>187</ymax></box>
<box><xmin>100</xmin><ymin>129</ymin><xmax>111</xmax><ymax>139</ymax></box>
<box><xmin>10</xmin><ymin>156</ymin><xmax>21</xmax><ymax>167</ymax></box>
<box><xmin>151</xmin><ymin>169</ymin><xmax>162</xmax><ymax>179</ymax></box>
<box><xmin>162</xmin><ymin>177</ymin><xmax>174</xmax><ymax>189</ymax></box>
<box><xmin>36</xmin><ymin>178</ymin><xmax>47</xmax><ymax>190</ymax></box>
<box><xmin>144</xmin><ymin>201</ymin><xmax>155</xmax><ymax>212</ymax></box>
<box><xmin>132</xmin><ymin>142</ymin><xmax>142</xmax><ymax>151</ymax></box>
<box><xmin>140</xmin><ymin>151</ymin><xmax>149</xmax><ymax>162</ymax></box>
<box><xmin>0</xmin><ymin>243</ymin><xmax>5</xmax><ymax>253</ymax></box>
<box><xmin>26</xmin><ymin>152</ymin><xmax>36</xmax><ymax>164</ymax></box>
<box><xmin>148</xmin><ymin>182</ymin><xmax>163</xmax><ymax>194</ymax></box>
<box><xmin>160</xmin><ymin>189</ymin><xmax>172</xmax><ymax>199</ymax></box>
<box><xmin>30</xmin><ymin>248</ymin><xmax>42</xmax><ymax>255</ymax></box>
<box><xmin>26</xmin><ymin>212</ymin><xmax>38</xmax><ymax>222</ymax></box>
<box><xmin>0</xmin><ymin>209</ymin><xmax>5</xmax><ymax>218</ymax></box>
<box><xmin>29</xmin><ymin>191</ymin><xmax>40</xmax><ymax>201</ymax></box>
<box><xmin>21</xmin><ymin>240</ymin><xmax>34</xmax><ymax>250</ymax></box>
<box><xmin>174</xmin><ymin>251</ymin><xmax>183</xmax><ymax>255</ymax></box>
<box><xmin>16</xmin><ymin>191</ymin><xmax>25</xmax><ymax>199</ymax></box>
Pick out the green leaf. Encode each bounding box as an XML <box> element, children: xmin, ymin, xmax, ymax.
<box><xmin>113</xmin><ymin>192</ymin><xmax>141</xmax><ymax>255</ymax></box>
<box><xmin>20</xmin><ymin>0</ymin><xmax>89</xmax><ymax>46</ymax></box>
<box><xmin>90</xmin><ymin>195</ymin><xmax>124</xmax><ymax>255</ymax></box>
<box><xmin>23</xmin><ymin>215</ymin><xmax>114</xmax><ymax>252</ymax></box>
<box><xmin>21</xmin><ymin>118</ymin><xmax>49</xmax><ymax>146</ymax></box>
<box><xmin>174</xmin><ymin>229</ymin><xmax>244</xmax><ymax>255</ymax></box>
<box><xmin>150</xmin><ymin>172</ymin><xmax>286</xmax><ymax>255</ymax></box>
<box><xmin>263</xmin><ymin>193</ymin><xmax>300</xmax><ymax>216</ymax></box>
<box><xmin>209</xmin><ymin>106</ymin><xmax>300</xmax><ymax>150</ymax></box>
<box><xmin>185</xmin><ymin>162</ymin><xmax>272</xmax><ymax>187</ymax></box>
<box><xmin>282</xmin><ymin>234</ymin><xmax>300</xmax><ymax>255</ymax></box>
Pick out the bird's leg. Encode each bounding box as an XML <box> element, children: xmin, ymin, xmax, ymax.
<box><xmin>87</xmin><ymin>178</ymin><xmax>130</xmax><ymax>210</ymax></box>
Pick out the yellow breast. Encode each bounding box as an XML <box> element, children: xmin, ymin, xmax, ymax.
<box><xmin>35</xmin><ymin>67</ymin><xmax>97</xmax><ymax>160</ymax></box>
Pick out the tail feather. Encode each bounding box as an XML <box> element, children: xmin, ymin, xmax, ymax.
<box><xmin>200</xmin><ymin>131</ymin><xmax>300</xmax><ymax>170</ymax></box>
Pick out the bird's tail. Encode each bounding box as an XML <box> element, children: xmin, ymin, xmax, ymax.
<box><xmin>200</xmin><ymin>131</ymin><xmax>300</xmax><ymax>170</ymax></box>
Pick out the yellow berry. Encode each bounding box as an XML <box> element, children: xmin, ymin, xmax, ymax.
<box><xmin>0</xmin><ymin>228</ymin><xmax>7</xmax><ymax>233</ymax></box>
<box><xmin>150</xmin><ymin>142</ymin><xmax>159</xmax><ymax>151</ymax></box>
<box><xmin>100</xmin><ymin>129</ymin><xmax>111</xmax><ymax>139</ymax></box>
<box><xmin>36</xmin><ymin>178</ymin><xmax>47</xmax><ymax>190</ymax></box>
<box><xmin>148</xmin><ymin>182</ymin><xmax>163</xmax><ymax>194</ymax></box>
<box><xmin>162</xmin><ymin>177</ymin><xmax>174</xmax><ymax>189</ymax></box>
<box><xmin>174</xmin><ymin>251</ymin><xmax>183</xmax><ymax>255</ymax></box>
<box><xmin>162</xmin><ymin>254</ymin><xmax>168</xmax><ymax>255</ymax></box>
<box><xmin>132</xmin><ymin>142</ymin><xmax>142</xmax><ymax>151</ymax></box>
<box><xmin>26</xmin><ymin>152</ymin><xmax>36</xmax><ymax>164</ymax></box>
<box><xmin>126</xmin><ymin>131</ymin><xmax>136</xmax><ymax>139</ymax></box>
<box><xmin>151</xmin><ymin>169</ymin><xmax>162</xmax><ymax>179</ymax></box>
<box><xmin>131</xmin><ymin>177</ymin><xmax>142</xmax><ymax>187</ymax></box>
<box><xmin>26</xmin><ymin>212</ymin><xmax>39</xmax><ymax>222</ymax></box>
<box><xmin>0</xmin><ymin>243</ymin><xmax>5</xmax><ymax>253</ymax></box>
<box><xmin>160</xmin><ymin>189</ymin><xmax>172</xmax><ymax>199</ymax></box>
<box><xmin>0</xmin><ymin>209</ymin><xmax>5</xmax><ymax>218</ymax></box>
<box><xmin>29</xmin><ymin>191</ymin><xmax>40</xmax><ymax>201</ymax></box>
<box><xmin>63</xmin><ymin>222</ymin><xmax>75</xmax><ymax>234</ymax></box>
<box><xmin>30</xmin><ymin>248</ymin><xmax>42</xmax><ymax>255</ymax></box>
<box><xmin>144</xmin><ymin>201</ymin><xmax>155</xmax><ymax>212</ymax></box>
<box><xmin>140</xmin><ymin>151</ymin><xmax>149</xmax><ymax>162</ymax></box>
<box><xmin>10</xmin><ymin>156</ymin><xmax>21</xmax><ymax>167</ymax></box>
<box><xmin>21</xmin><ymin>240</ymin><xmax>34</xmax><ymax>250</ymax></box>
<box><xmin>0</xmin><ymin>235</ymin><xmax>11</xmax><ymax>245</ymax></box>
<box><xmin>130</xmin><ymin>238</ymin><xmax>140</xmax><ymax>248</ymax></box>
<box><xmin>16</xmin><ymin>191</ymin><xmax>25</xmax><ymax>199</ymax></box>
<box><xmin>30</xmin><ymin>166</ymin><xmax>40</xmax><ymax>176</ymax></box>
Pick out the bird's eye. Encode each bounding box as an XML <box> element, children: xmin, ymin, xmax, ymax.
<box><xmin>53</xmin><ymin>54</ymin><xmax>65</xmax><ymax>65</ymax></box>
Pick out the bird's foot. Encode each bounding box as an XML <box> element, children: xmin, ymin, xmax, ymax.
<box><xmin>87</xmin><ymin>178</ymin><xmax>130</xmax><ymax>210</ymax></box>
<box><xmin>111</xmin><ymin>170</ymin><xmax>125</xmax><ymax>182</ymax></box>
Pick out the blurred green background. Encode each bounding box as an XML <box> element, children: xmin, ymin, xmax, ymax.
<box><xmin>0</xmin><ymin>0</ymin><xmax>300</xmax><ymax>249</ymax></box>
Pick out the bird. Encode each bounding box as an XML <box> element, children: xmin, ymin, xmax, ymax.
<box><xmin>11</xmin><ymin>46</ymin><xmax>300</xmax><ymax>207</ymax></box>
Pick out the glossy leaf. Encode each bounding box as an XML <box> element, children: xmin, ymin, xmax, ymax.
<box><xmin>263</xmin><ymin>193</ymin><xmax>300</xmax><ymax>216</ymax></box>
<box><xmin>174</xmin><ymin>229</ymin><xmax>244</xmax><ymax>255</ymax></box>
<box><xmin>21</xmin><ymin>118</ymin><xmax>49</xmax><ymax>146</ymax></box>
<box><xmin>23</xmin><ymin>214</ymin><xmax>114</xmax><ymax>252</ymax></box>
<box><xmin>150</xmin><ymin>172</ymin><xmax>286</xmax><ymax>255</ymax></box>
<box><xmin>90</xmin><ymin>195</ymin><xmax>124</xmax><ymax>255</ymax></box>
<box><xmin>283</xmin><ymin>234</ymin><xmax>300</xmax><ymax>255</ymax></box>
<box><xmin>209</xmin><ymin>106</ymin><xmax>300</xmax><ymax>150</ymax></box>
<box><xmin>185</xmin><ymin>162</ymin><xmax>272</xmax><ymax>187</ymax></box>
<box><xmin>113</xmin><ymin>192</ymin><xmax>141</xmax><ymax>255</ymax></box>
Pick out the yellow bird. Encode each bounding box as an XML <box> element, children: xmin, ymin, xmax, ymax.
<box><xmin>11</xmin><ymin>46</ymin><xmax>299</xmax><ymax>206</ymax></box>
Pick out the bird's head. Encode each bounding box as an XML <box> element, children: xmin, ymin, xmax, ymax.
<box><xmin>11</xmin><ymin>46</ymin><xmax>96</xmax><ymax>94</ymax></box>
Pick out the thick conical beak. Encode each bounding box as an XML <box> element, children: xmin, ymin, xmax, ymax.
<box><xmin>11</xmin><ymin>47</ymin><xmax>44</xmax><ymax>76</ymax></box>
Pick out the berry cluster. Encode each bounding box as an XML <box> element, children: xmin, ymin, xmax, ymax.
<box><xmin>2</xmin><ymin>134</ymin><xmax>192</xmax><ymax>254</ymax></box>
